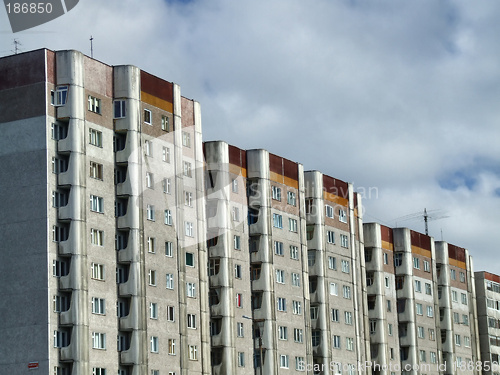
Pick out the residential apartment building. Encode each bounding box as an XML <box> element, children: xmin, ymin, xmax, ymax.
<box><xmin>475</xmin><ymin>272</ymin><xmax>500</xmax><ymax>375</ymax></box>
<box><xmin>0</xmin><ymin>47</ymin><xmax>495</xmax><ymax>375</ymax></box>
<box><xmin>0</xmin><ymin>49</ymin><xmax>209</xmax><ymax>375</ymax></box>
<box><xmin>364</xmin><ymin>224</ymin><xmax>480</xmax><ymax>375</ymax></box>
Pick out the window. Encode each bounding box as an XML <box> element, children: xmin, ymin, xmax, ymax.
<box><xmin>278</xmin><ymin>326</ymin><xmax>288</xmax><ymax>340</ymax></box>
<box><xmin>453</xmin><ymin>312</ymin><xmax>460</xmax><ymax>324</ymax></box>
<box><xmin>383</xmin><ymin>253</ymin><xmax>389</xmax><ymax>264</ymax></box>
<box><xmin>388</xmin><ymin>323</ymin><xmax>393</xmax><ymax>336</ymax></box>
<box><xmin>339</xmin><ymin>209</ymin><xmax>347</xmax><ymax>223</ymax></box>
<box><xmin>325</xmin><ymin>205</ymin><xmax>334</xmax><ymax>218</ymax></box>
<box><xmin>273</xmin><ymin>213</ymin><xmax>283</xmax><ymax>228</ymax></box>
<box><xmin>292</xmin><ymin>300</ymin><xmax>302</xmax><ymax>315</ymax></box>
<box><xmin>460</xmin><ymin>271</ymin><xmax>466</xmax><ymax>282</ymax></box>
<box><xmin>89</xmin><ymin>161</ymin><xmax>103</xmax><ymax>180</ymax></box>
<box><xmin>276</xmin><ymin>269</ymin><xmax>285</xmax><ymax>284</ymax></box>
<box><xmin>289</xmin><ymin>218</ymin><xmax>298</xmax><ymax>232</ymax></box>
<box><xmin>185</xmin><ymin>222</ymin><xmax>194</xmax><ymax>237</ymax></box>
<box><xmin>165</xmin><ymin>241</ymin><xmax>174</xmax><ymax>258</ymax></box>
<box><xmin>236</xmin><ymin>293</ymin><xmax>242</xmax><ymax>308</ymax></box>
<box><xmin>188</xmin><ymin>345</ymin><xmax>198</xmax><ymax>360</ymax></box>
<box><xmin>333</xmin><ymin>335</ymin><xmax>341</xmax><ymax>348</ymax></box>
<box><xmin>340</xmin><ymin>234</ymin><xmax>349</xmax><ymax>248</ymax></box>
<box><xmin>54</xmin><ymin>85</ymin><xmax>68</xmax><ymax>106</ymax></box>
<box><xmin>429</xmin><ymin>328</ymin><xmax>435</xmax><ymax>341</ymax></box>
<box><xmin>164</xmin><ymin>210</ymin><xmax>173</xmax><ymax>225</ymax></box>
<box><xmin>161</xmin><ymin>115</ymin><xmax>170</xmax><ymax>131</ymax></box>
<box><xmin>92</xmin><ymin>297</ymin><xmax>105</xmax><ymax>315</ymax></box>
<box><xmin>114</xmin><ymin>99</ymin><xmax>126</xmax><ymax>118</ymax></box>
<box><xmin>232</xmin><ymin>206</ymin><xmax>239</xmax><ymax>221</ymax></box>
<box><xmin>183</xmin><ymin>161</ymin><xmax>192</xmax><ymax>177</ymax></box>
<box><xmin>450</xmin><ymin>269</ymin><xmax>456</xmax><ymax>280</ymax></box>
<box><xmin>385</xmin><ymin>276</ymin><xmax>390</xmax><ymax>288</ymax></box>
<box><xmin>370</xmin><ymin>319</ymin><xmax>377</xmax><ymax>334</ymax></box>
<box><xmin>92</xmin><ymin>332</ymin><xmax>106</xmax><ymax>349</ymax></box>
<box><xmin>332</xmin><ymin>309</ymin><xmax>339</xmax><ymax>322</ymax></box>
<box><xmin>235</xmin><ymin>264</ymin><xmax>242</xmax><ymax>279</ymax></box>
<box><xmin>163</xmin><ymin>178</ymin><xmax>171</xmax><ymax>194</ymax></box>
<box><xmin>146</xmin><ymin>172</ymin><xmax>154</xmax><ymax>189</ymax></box>
<box><xmin>346</xmin><ymin>337</ymin><xmax>354</xmax><ymax>351</ymax></box>
<box><xmin>161</xmin><ymin>146</ymin><xmax>171</xmax><ymax>163</ymax></box>
<box><xmin>93</xmin><ymin>368</ymin><xmax>106</xmax><ymax>375</ymax></box>
<box><xmin>464</xmin><ymin>336</ymin><xmax>470</xmax><ymax>347</ymax></box>
<box><xmin>91</xmin><ymin>263</ymin><xmax>105</xmax><ymax>280</ymax></box>
<box><xmin>166</xmin><ymin>274</ymin><xmax>174</xmax><ymax>289</ymax></box>
<box><xmin>237</xmin><ymin>322</ymin><xmax>244</xmax><ymax>337</ymax></box>
<box><xmin>167</xmin><ymin>306</ymin><xmax>175</xmax><ymax>322</ymax></box>
<box><xmin>462</xmin><ymin>314</ymin><xmax>469</xmax><ymax>326</ymax></box>
<box><xmin>149</xmin><ymin>270</ymin><xmax>157</xmax><ymax>286</ymax></box>
<box><xmin>452</xmin><ymin>290</ymin><xmax>458</xmax><ymax>302</ymax></box>
<box><xmin>168</xmin><ymin>338</ymin><xmax>176</xmax><ymax>355</ymax></box>
<box><xmin>418</xmin><ymin>326</ymin><xmax>425</xmax><ymax>338</ymax></box>
<box><xmin>341</xmin><ymin>260</ymin><xmax>350</xmax><ymax>273</ymax></box>
<box><xmin>53</xmin><ymin>295</ymin><xmax>70</xmax><ymax>313</ymax></box>
<box><xmin>455</xmin><ymin>334</ymin><xmax>461</xmax><ymax>346</ymax></box>
<box><xmin>327</xmin><ymin>230</ymin><xmax>335</xmax><ymax>244</ymax></box>
<box><xmin>287</xmin><ymin>191</ymin><xmax>296</xmax><ymax>206</ymax></box>
<box><xmin>425</xmin><ymin>282</ymin><xmax>432</xmax><ymax>295</ymax></box>
<box><xmin>328</xmin><ymin>256</ymin><xmax>337</xmax><ymax>270</ymax></box>
<box><xmin>345</xmin><ymin>311</ymin><xmax>352</xmax><ymax>325</ymax></box>
<box><xmin>88</xmin><ymin>95</ymin><xmax>101</xmax><ymax>114</ymax></box>
<box><xmin>415</xmin><ymin>280</ymin><xmax>422</xmax><ymax>292</ymax></box>
<box><xmin>416</xmin><ymin>303</ymin><xmax>423</xmax><ymax>315</ymax></box>
<box><xmin>290</xmin><ymin>245</ymin><xmax>299</xmax><ymax>260</ymax></box>
<box><xmin>274</xmin><ymin>241</ymin><xmax>284</xmax><ymax>256</ymax></box>
<box><xmin>387</xmin><ymin>300</ymin><xmax>391</xmax><ymax>312</ymax></box>
<box><xmin>413</xmin><ymin>257</ymin><xmax>420</xmax><ymax>269</ymax></box>
<box><xmin>52</xmin><ymin>225</ymin><xmax>68</xmax><ymax>242</ymax></box>
<box><xmin>272</xmin><ymin>186</ymin><xmax>281</xmax><ymax>201</ymax></box>
<box><xmin>146</xmin><ymin>237</ymin><xmax>156</xmax><ymax>253</ymax></box>
<box><xmin>343</xmin><ymin>285</ymin><xmax>351</xmax><ymax>299</ymax></box>
<box><xmin>430</xmin><ymin>352</ymin><xmax>437</xmax><ymax>364</ymax></box>
<box><xmin>150</xmin><ymin>336</ymin><xmax>158</xmax><ymax>353</ymax></box>
<box><xmin>90</xmin><ymin>195</ymin><xmax>104</xmax><ymax>213</ymax></box>
<box><xmin>186</xmin><ymin>252</ymin><xmax>195</xmax><ymax>267</ymax></box>
<box><xmin>420</xmin><ymin>350</ymin><xmax>426</xmax><ymax>362</ymax></box>
<box><xmin>305</xmin><ymin>199</ymin><xmax>313</xmax><ymax>214</ymax></box>
<box><xmin>52</xmin><ymin>191</ymin><xmax>68</xmax><ymax>208</ymax></box>
<box><xmin>151</xmin><ymin>371</ymin><xmax>159</xmax><ymax>375</ymax></box>
<box><xmin>277</xmin><ymin>297</ymin><xmax>286</xmax><ymax>312</ymax></box>
<box><xmin>292</xmin><ymin>273</ymin><xmax>300</xmax><ymax>287</ymax></box>
<box><xmin>90</xmin><ymin>229</ymin><xmax>104</xmax><ymax>246</ymax></box>
<box><xmin>53</xmin><ymin>330</ymin><xmax>69</xmax><ymax>348</ymax></box>
<box><xmin>232</xmin><ymin>179</ymin><xmax>238</xmax><ymax>193</ymax></box>
<box><xmin>150</xmin><ymin>302</ymin><xmax>158</xmax><ymax>319</ymax></box>
<box><xmin>51</xmin><ymin>123</ymin><xmax>67</xmax><ymax>140</ymax></box>
<box><xmin>238</xmin><ymin>352</ymin><xmax>245</xmax><ymax>367</ymax></box>
<box><xmin>144</xmin><ymin>109</ymin><xmax>152</xmax><ymax>124</ymax></box>
<box><xmin>280</xmin><ymin>355</ymin><xmax>289</xmax><ymax>369</ymax></box>
<box><xmin>310</xmin><ymin>305</ymin><xmax>319</xmax><ymax>319</ymax></box>
<box><xmin>296</xmin><ymin>357</ymin><xmax>305</xmax><ymax>371</ymax></box>
<box><xmin>187</xmin><ymin>314</ymin><xmax>197</xmax><ymax>329</ymax></box>
<box><xmin>461</xmin><ymin>293</ymin><xmax>468</xmax><ymax>305</ymax></box>
<box><xmin>89</xmin><ymin>128</ymin><xmax>102</xmax><ymax>147</ymax></box>
<box><xmin>144</xmin><ymin>140</ymin><xmax>153</xmax><ymax>156</ymax></box>
<box><xmin>234</xmin><ymin>235</ymin><xmax>241</xmax><ymax>250</ymax></box>
<box><xmin>182</xmin><ymin>131</ymin><xmax>191</xmax><ymax>147</ymax></box>
<box><xmin>394</xmin><ymin>253</ymin><xmax>403</xmax><ymax>266</ymax></box>
<box><xmin>424</xmin><ymin>260</ymin><xmax>430</xmax><ymax>272</ymax></box>
<box><xmin>294</xmin><ymin>328</ymin><xmax>303</xmax><ymax>343</ymax></box>
<box><xmin>330</xmin><ymin>282</ymin><xmax>338</xmax><ymax>296</ymax></box>
<box><xmin>187</xmin><ymin>282</ymin><xmax>196</xmax><ymax>298</ymax></box>
<box><xmin>147</xmin><ymin>204</ymin><xmax>155</xmax><ymax>221</ymax></box>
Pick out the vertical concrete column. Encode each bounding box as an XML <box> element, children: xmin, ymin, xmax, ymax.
<box><xmin>467</xmin><ymin>255</ymin><xmax>481</xmax><ymax>375</ymax></box>
<box><xmin>172</xmin><ymin>83</ymin><xmax>188</xmax><ymax>375</ymax></box>
<box><xmin>113</xmin><ymin>65</ymin><xmax>147</xmax><ymax>375</ymax></box>
<box><xmin>55</xmin><ymin>50</ymin><xmax>89</xmax><ymax>375</ymax></box>
<box><xmin>247</xmin><ymin>149</ymin><xmax>277</xmax><ymax>375</ymax></box>
<box><xmin>393</xmin><ymin>228</ymin><xmax>418</xmax><ymax>375</ymax></box>
<box><xmin>204</xmin><ymin>141</ymin><xmax>236</xmax><ymax>374</ymax></box>
<box><xmin>193</xmin><ymin>101</ymin><xmax>211</xmax><ymax>375</ymax></box>
<box><xmin>304</xmin><ymin>171</ymin><xmax>331</xmax><ymax>374</ymax></box>
<box><xmin>435</xmin><ymin>242</ymin><xmax>454</xmax><ymax>374</ymax></box>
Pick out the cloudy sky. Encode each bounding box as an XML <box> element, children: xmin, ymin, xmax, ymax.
<box><xmin>1</xmin><ymin>0</ymin><xmax>499</xmax><ymax>272</ymax></box>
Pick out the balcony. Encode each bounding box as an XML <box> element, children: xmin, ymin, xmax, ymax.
<box><xmin>115</xmin><ymin>131</ymin><xmax>139</xmax><ymax>165</ymax></box>
<box><xmin>118</xmin><ymin>265</ymin><xmax>141</xmax><ymax>297</ymax></box>
<box><xmin>116</xmin><ymin>165</ymin><xmax>140</xmax><ymax>197</ymax></box>
<box><xmin>58</xmin><ymin>223</ymin><xmax>82</xmax><ymax>256</ymax></box>
<box><xmin>117</xmin><ymin>197</ymin><xmax>140</xmax><ymax>230</ymax></box>
<box><xmin>120</xmin><ymin>298</ymin><xmax>140</xmax><ymax>331</ymax></box>
<box><xmin>60</xmin><ymin>293</ymin><xmax>77</xmax><ymax>326</ymax></box>
<box><xmin>249</xmin><ymin>209</ymin><xmax>268</xmax><ymax>236</ymax></box>
<box><xmin>247</xmin><ymin>181</ymin><xmax>268</xmax><ymax>208</ymax></box>
<box><xmin>58</xmin><ymin>119</ymin><xmax>84</xmax><ymax>154</ymax></box>
<box><xmin>120</xmin><ymin>331</ymin><xmax>142</xmax><ymax>365</ymax></box>
<box><xmin>118</xmin><ymin>230</ymin><xmax>140</xmax><ymax>263</ymax></box>
<box><xmin>58</xmin><ymin>153</ymin><xmax>83</xmax><ymax>187</ymax></box>
<box><xmin>58</xmin><ymin>186</ymin><xmax>85</xmax><ymax>222</ymax></box>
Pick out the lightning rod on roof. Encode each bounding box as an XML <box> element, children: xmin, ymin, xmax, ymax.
<box><xmin>90</xmin><ymin>35</ymin><xmax>94</xmax><ymax>58</ymax></box>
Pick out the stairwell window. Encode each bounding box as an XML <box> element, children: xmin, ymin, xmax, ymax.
<box><xmin>88</xmin><ymin>95</ymin><xmax>101</xmax><ymax>114</ymax></box>
<box><xmin>144</xmin><ymin>109</ymin><xmax>152</xmax><ymax>125</ymax></box>
<box><xmin>89</xmin><ymin>128</ymin><xmax>102</xmax><ymax>147</ymax></box>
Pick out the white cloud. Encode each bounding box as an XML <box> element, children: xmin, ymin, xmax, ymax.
<box><xmin>1</xmin><ymin>0</ymin><xmax>499</xmax><ymax>273</ymax></box>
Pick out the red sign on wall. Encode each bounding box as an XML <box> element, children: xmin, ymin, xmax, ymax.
<box><xmin>28</xmin><ymin>362</ymin><xmax>39</xmax><ymax>370</ymax></box>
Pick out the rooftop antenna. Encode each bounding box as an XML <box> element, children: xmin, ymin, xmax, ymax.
<box><xmin>391</xmin><ymin>208</ymin><xmax>449</xmax><ymax>236</ymax></box>
<box><xmin>90</xmin><ymin>35</ymin><xmax>94</xmax><ymax>58</ymax></box>
<box><xmin>13</xmin><ymin>39</ymin><xmax>22</xmax><ymax>54</ymax></box>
